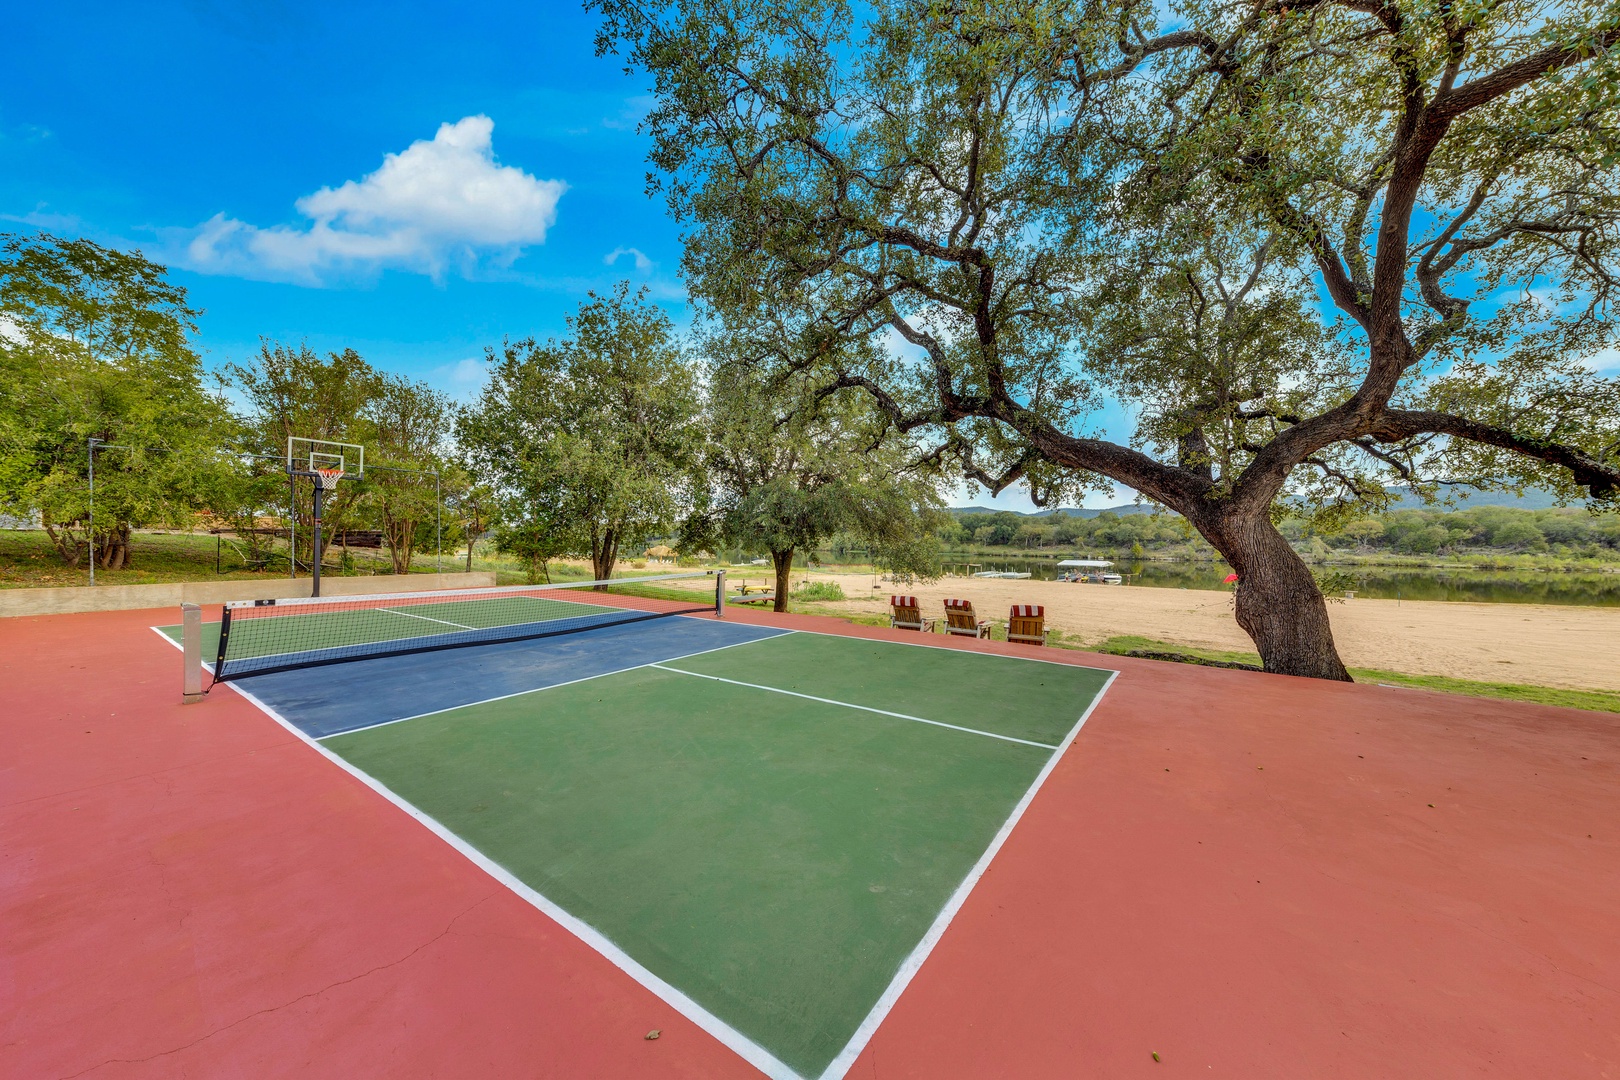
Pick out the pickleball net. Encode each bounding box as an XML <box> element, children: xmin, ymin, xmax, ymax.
<box><xmin>209</xmin><ymin>570</ymin><xmax>724</xmax><ymax>683</ymax></box>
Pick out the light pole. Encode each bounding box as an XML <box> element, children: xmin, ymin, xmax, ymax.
<box><xmin>88</xmin><ymin>437</ymin><xmax>101</xmax><ymax>586</ymax></box>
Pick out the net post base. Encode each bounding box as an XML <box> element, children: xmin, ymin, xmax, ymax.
<box><xmin>181</xmin><ymin>603</ymin><xmax>206</xmax><ymax>703</ymax></box>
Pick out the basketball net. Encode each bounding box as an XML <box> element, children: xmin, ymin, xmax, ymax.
<box><xmin>313</xmin><ymin>467</ymin><xmax>345</xmax><ymax>491</ymax></box>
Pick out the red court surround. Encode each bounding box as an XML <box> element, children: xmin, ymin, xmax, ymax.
<box><xmin>3</xmin><ymin>604</ymin><xmax>1616</xmax><ymax>1078</ymax></box>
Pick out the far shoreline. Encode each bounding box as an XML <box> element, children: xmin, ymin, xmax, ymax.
<box><xmin>794</xmin><ymin>569</ymin><xmax>1620</xmax><ymax>694</ymax></box>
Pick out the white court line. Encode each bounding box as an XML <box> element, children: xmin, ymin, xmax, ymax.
<box><xmin>749</xmin><ymin>620</ymin><xmax>1119</xmax><ymax>675</ymax></box>
<box><xmin>315</xmin><ymin>629</ymin><xmax>794</xmax><ymax>740</ymax></box>
<box><xmin>379</xmin><ymin>606</ymin><xmax>478</xmax><ymax>630</ymax></box>
<box><xmin>146</xmin><ymin>626</ymin><xmax>799</xmax><ymax>1080</ymax></box>
<box><xmin>648</xmin><ymin>664</ymin><xmax>1060</xmax><ymax>751</ymax></box>
<box><xmin>815</xmin><ymin>667</ymin><xmax>1119</xmax><ymax>1080</ymax></box>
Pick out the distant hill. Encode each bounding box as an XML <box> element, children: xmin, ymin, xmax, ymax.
<box><xmin>953</xmin><ymin>487</ymin><xmax>1566</xmax><ymax>520</ymax></box>
<box><xmin>1382</xmin><ymin>487</ymin><xmax>1563</xmax><ymax>511</ymax></box>
<box><xmin>952</xmin><ymin>504</ymin><xmax>1157</xmax><ymax>519</ymax></box>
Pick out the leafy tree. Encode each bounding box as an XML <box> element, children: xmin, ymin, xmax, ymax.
<box><xmin>442</xmin><ymin>465</ymin><xmax>499</xmax><ymax>572</ymax></box>
<box><xmin>458</xmin><ymin>283</ymin><xmax>702</xmax><ymax>582</ymax></box>
<box><xmin>1489</xmin><ymin>519</ymin><xmax>1547</xmax><ymax>552</ymax></box>
<box><xmin>366</xmin><ymin>375</ymin><xmax>452</xmax><ymax>573</ymax></box>
<box><xmin>0</xmin><ymin>233</ymin><xmax>232</xmax><ymax>569</ymax></box>
<box><xmin>594</xmin><ymin>0</ymin><xmax>1620</xmax><ymax>680</ymax></box>
<box><xmin>225</xmin><ymin>342</ymin><xmax>380</xmax><ymax>571</ymax></box>
<box><xmin>699</xmin><ymin>310</ymin><xmax>946</xmax><ymax>610</ymax></box>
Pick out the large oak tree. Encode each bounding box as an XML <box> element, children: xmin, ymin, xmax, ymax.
<box><xmin>594</xmin><ymin>0</ymin><xmax>1620</xmax><ymax>679</ymax></box>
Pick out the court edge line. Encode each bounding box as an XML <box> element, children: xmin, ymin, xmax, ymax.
<box><xmin>649</xmin><ymin>664</ymin><xmax>1059</xmax><ymax>751</ymax></box>
<box><xmin>379</xmin><ymin>606</ymin><xmax>478</xmax><ymax>630</ymax></box>
<box><xmin>315</xmin><ymin>628</ymin><xmax>796</xmax><ymax>740</ymax></box>
<box><xmin>751</xmin><ymin>619</ymin><xmax>1121</xmax><ymax>676</ymax></box>
<box><xmin>146</xmin><ymin>626</ymin><xmax>803</xmax><ymax>1080</ymax></box>
<box><xmin>816</xmin><ymin>668</ymin><xmax>1121</xmax><ymax>1080</ymax></box>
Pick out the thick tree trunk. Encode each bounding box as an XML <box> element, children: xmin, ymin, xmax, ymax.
<box><xmin>771</xmin><ymin>547</ymin><xmax>794</xmax><ymax>613</ymax></box>
<box><xmin>96</xmin><ymin>526</ymin><xmax>130</xmax><ymax>571</ymax></box>
<box><xmin>592</xmin><ymin>529</ymin><xmax>618</xmax><ymax>585</ymax></box>
<box><xmin>384</xmin><ymin>517</ymin><xmax>415</xmax><ymax>574</ymax></box>
<box><xmin>42</xmin><ymin>521</ymin><xmax>86</xmax><ymax>568</ymax></box>
<box><xmin>1203</xmin><ymin>510</ymin><xmax>1351</xmax><ymax>681</ymax></box>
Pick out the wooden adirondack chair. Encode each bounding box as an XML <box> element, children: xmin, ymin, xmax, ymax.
<box><xmin>942</xmin><ymin>598</ymin><xmax>992</xmax><ymax>639</ymax></box>
<box><xmin>889</xmin><ymin>595</ymin><xmax>936</xmax><ymax>632</ymax></box>
<box><xmin>1006</xmin><ymin>604</ymin><xmax>1050</xmax><ymax>646</ymax></box>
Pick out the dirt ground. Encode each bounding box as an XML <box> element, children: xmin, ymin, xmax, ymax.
<box><xmin>797</xmin><ymin>571</ymin><xmax>1620</xmax><ymax>692</ymax></box>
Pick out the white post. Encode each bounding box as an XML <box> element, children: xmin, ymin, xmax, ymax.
<box><xmin>715</xmin><ymin>569</ymin><xmax>726</xmax><ymax>619</ymax></box>
<box><xmin>181</xmin><ymin>603</ymin><xmax>205</xmax><ymax>703</ymax></box>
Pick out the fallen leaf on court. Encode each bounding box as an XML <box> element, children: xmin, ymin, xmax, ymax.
<box><xmin>1152</xmin><ymin>1051</ymin><xmax>1161</xmax><ymax>1061</ymax></box>
<box><xmin>645</xmin><ymin>1030</ymin><xmax>661</xmax><ymax>1040</ymax></box>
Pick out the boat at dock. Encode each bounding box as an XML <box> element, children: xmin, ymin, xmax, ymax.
<box><xmin>1057</xmin><ymin>559</ymin><xmax>1123</xmax><ymax>584</ymax></box>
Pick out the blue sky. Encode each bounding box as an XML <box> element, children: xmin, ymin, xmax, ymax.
<box><xmin>0</xmin><ymin>0</ymin><xmax>1131</xmax><ymax>511</ymax></box>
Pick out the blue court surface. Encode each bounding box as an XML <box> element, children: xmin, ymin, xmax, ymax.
<box><xmin>228</xmin><ymin>615</ymin><xmax>790</xmax><ymax>738</ymax></box>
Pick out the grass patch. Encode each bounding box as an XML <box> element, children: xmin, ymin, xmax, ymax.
<box><xmin>0</xmin><ymin>528</ymin><xmax>475</xmax><ymax>589</ymax></box>
<box><xmin>1083</xmin><ymin>634</ymin><xmax>1263</xmax><ymax>666</ymax></box>
<box><xmin>1083</xmin><ymin>634</ymin><xmax>1620</xmax><ymax>714</ymax></box>
<box><xmin>1346</xmin><ymin>669</ymin><xmax>1620</xmax><ymax>714</ymax></box>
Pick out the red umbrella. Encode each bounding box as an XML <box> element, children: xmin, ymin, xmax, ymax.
<box><xmin>1223</xmin><ymin>573</ymin><xmax>1240</xmax><ymax>583</ymax></box>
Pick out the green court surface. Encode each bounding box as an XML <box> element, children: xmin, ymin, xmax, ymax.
<box><xmin>320</xmin><ymin>632</ymin><xmax>1111</xmax><ymax>1077</ymax></box>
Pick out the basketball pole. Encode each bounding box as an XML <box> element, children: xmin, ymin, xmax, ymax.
<box><xmin>312</xmin><ymin>478</ymin><xmax>326</xmax><ymax>597</ymax></box>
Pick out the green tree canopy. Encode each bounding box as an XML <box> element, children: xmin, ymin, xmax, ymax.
<box><xmin>225</xmin><ymin>341</ymin><xmax>382</xmax><ymax>569</ymax></box>
<box><xmin>0</xmin><ymin>233</ymin><xmax>233</xmax><ymax>570</ymax></box>
<box><xmin>366</xmin><ymin>374</ymin><xmax>454</xmax><ymax>573</ymax></box>
<box><xmin>458</xmin><ymin>283</ymin><xmax>702</xmax><ymax>582</ymax></box>
<box><xmin>701</xmin><ymin>319</ymin><xmax>946</xmax><ymax>610</ymax></box>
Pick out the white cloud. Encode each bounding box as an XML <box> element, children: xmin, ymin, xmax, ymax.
<box><xmin>1</xmin><ymin>205</ymin><xmax>81</xmax><ymax>231</ymax></box>
<box><xmin>602</xmin><ymin>95</ymin><xmax>654</xmax><ymax>131</ymax></box>
<box><xmin>604</xmin><ymin>245</ymin><xmax>652</xmax><ymax>271</ymax></box>
<box><xmin>429</xmin><ymin>356</ymin><xmax>489</xmax><ymax>401</ymax></box>
<box><xmin>176</xmin><ymin>116</ymin><xmax>566</xmax><ymax>284</ymax></box>
<box><xmin>1579</xmin><ymin>346</ymin><xmax>1619</xmax><ymax>374</ymax></box>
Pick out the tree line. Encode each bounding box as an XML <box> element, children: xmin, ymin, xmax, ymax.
<box><xmin>0</xmin><ymin>235</ymin><xmax>945</xmax><ymax>612</ymax></box>
<box><xmin>942</xmin><ymin>506</ymin><xmax>1620</xmax><ymax>561</ymax></box>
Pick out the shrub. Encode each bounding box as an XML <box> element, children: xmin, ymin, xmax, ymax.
<box><xmin>793</xmin><ymin>579</ymin><xmax>846</xmax><ymax>601</ymax></box>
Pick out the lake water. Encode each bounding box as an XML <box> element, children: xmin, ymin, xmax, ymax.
<box><xmin>929</xmin><ymin>555</ymin><xmax>1620</xmax><ymax>607</ymax></box>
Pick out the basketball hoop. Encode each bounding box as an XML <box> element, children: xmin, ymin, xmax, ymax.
<box><xmin>313</xmin><ymin>467</ymin><xmax>345</xmax><ymax>491</ymax></box>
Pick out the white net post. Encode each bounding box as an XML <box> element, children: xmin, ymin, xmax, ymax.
<box><xmin>181</xmin><ymin>603</ymin><xmax>204</xmax><ymax>703</ymax></box>
<box><xmin>715</xmin><ymin>569</ymin><xmax>726</xmax><ymax>618</ymax></box>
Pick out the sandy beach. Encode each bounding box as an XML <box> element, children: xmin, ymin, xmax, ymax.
<box><xmin>793</xmin><ymin>570</ymin><xmax>1620</xmax><ymax>692</ymax></box>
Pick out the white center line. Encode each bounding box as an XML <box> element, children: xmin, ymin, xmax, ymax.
<box><xmin>379</xmin><ymin>607</ymin><xmax>478</xmax><ymax>631</ymax></box>
<box><xmin>647</xmin><ymin>664</ymin><xmax>1059</xmax><ymax>750</ymax></box>
<box><xmin>315</xmin><ymin>630</ymin><xmax>796</xmax><ymax>740</ymax></box>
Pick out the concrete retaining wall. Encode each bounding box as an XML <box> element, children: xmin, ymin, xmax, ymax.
<box><xmin>0</xmin><ymin>572</ymin><xmax>500</xmax><ymax>618</ymax></box>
